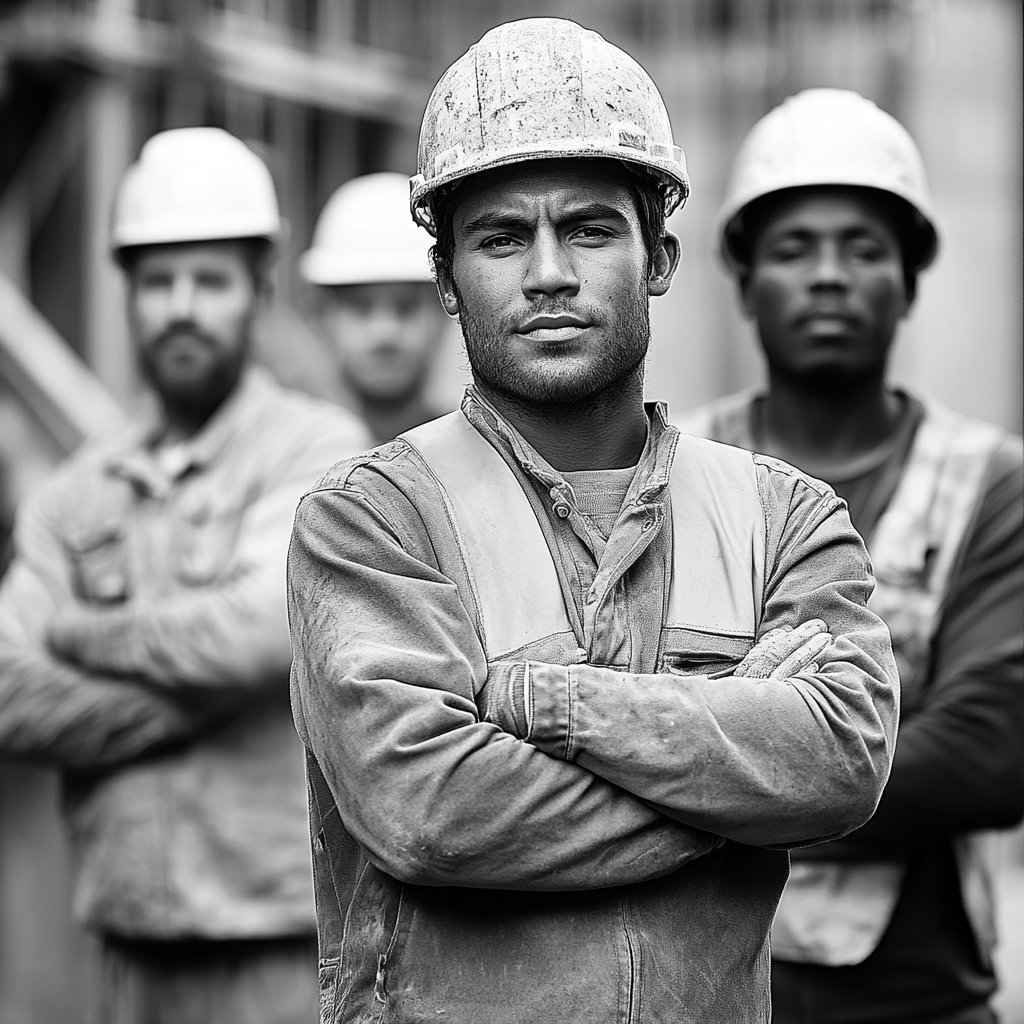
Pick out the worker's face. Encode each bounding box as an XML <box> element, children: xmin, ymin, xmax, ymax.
<box><xmin>128</xmin><ymin>241</ymin><xmax>260</xmax><ymax>412</ymax></box>
<box><xmin>319</xmin><ymin>282</ymin><xmax>446</xmax><ymax>403</ymax></box>
<box><xmin>740</xmin><ymin>188</ymin><xmax>910</xmax><ymax>387</ymax></box>
<box><xmin>437</xmin><ymin>160</ymin><xmax>678</xmax><ymax>405</ymax></box>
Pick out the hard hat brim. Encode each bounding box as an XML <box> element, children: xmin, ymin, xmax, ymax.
<box><xmin>111</xmin><ymin>220</ymin><xmax>280</xmax><ymax>252</ymax></box>
<box><xmin>411</xmin><ymin>145</ymin><xmax>688</xmax><ymax>235</ymax></box>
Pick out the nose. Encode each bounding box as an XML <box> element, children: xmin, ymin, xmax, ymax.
<box><xmin>167</xmin><ymin>273</ymin><xmax>198</xmax><ymax>321</ymax></box>
<box><xmin>809</xmin><ymin>240</ymin><xmax>850</xmax><ymax>291</ymax></box>
<box><xmin>366</xmin><ymin>304</ymin><xmax>402</xmax><ymax>343</ymax></box>
<box><xmin>522</xmin><ymin>226</ymin><xmax>580</xmax><ymax>300</ymax></box>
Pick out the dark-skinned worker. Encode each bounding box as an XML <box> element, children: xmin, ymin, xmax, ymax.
<box><xmin>301</xmin><ymin>172</ymin><xmax>450</xmax><ymax>442</ymax></box>
<box><xmin>0</xmin><ymin>127</ymin><xmax>371</xmax><ymax>1023</ymax></box>
<box><xmin>287</xmin><ymin>22</ymin><xmax>901</xmax><ymax>1024</ymax></box>
<box><xmin>678</xmin><ymin>88</ymin><xmax>1024</xmax><ymax>1024</ymax></box>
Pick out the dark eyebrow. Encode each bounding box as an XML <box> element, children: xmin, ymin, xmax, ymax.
<box><xmin>460</xmin><ymin>202</ymin><xmax>629</xmax><ymax>237</ymax></box>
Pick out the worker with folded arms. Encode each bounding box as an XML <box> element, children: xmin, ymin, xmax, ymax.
<box><xmin>302</xmin><ymin>172</ymin><xmax>451</xmax><ymax>442</ymax></box>
<box><xmin>0</xmin><ymin>127</ymin><xmax>370</xmax><ymax>1023</ymax></box>
<box><xmin>679</xmin><ymin>88</ymin><xmax>1024</xmax><ymax>1024</ymax></box>
<box><xmin>287</xmin><ymin>21</ymin><xmax>901</xmax><ymax>1022</ymax></box>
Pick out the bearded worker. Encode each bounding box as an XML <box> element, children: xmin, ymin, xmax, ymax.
<box><xmin>678</xmin><ymin>89</ymin><xmax>1024</xmax><ymax>1024</ymax></box>
<box><xmin>0</xmin><ymin>128</ymin><xmax>370</xmax><ymax>1022</ymax></box>
<box><xmin>288</xmin><ymin>21</ymin><xmax>900</xmax><ymax>1024</ymax></box>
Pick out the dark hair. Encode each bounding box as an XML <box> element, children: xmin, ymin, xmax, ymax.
<box><xmin>118</xmin><ymin>237</ymin><xmax>275</xmax><ymax>288</ymax></box>
<box><xmin>725</xmin><ymin>185</ymin><xmax>934</xmax><ymax>301</ymax></box>
<box><xmin>428</xmin><ymin>161</ymin><xmax>667</xmax><ymax>282</ymax></box>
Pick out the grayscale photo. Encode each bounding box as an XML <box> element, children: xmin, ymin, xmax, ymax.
<box><xmin>0</xmin><ymin>2</ymin><xmax>1020</xmax><ymax>1023</ymax></box>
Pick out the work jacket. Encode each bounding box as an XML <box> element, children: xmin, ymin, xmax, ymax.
<box><xmin>677</xmin><ymin>391</ymin><xmax>1017</xmax><ymax>971</ymax></box>
<box><xmin>288</xmin><ymin>388</ymin><xmax>899</xmax><ymax>1024</ymax></box>
<box><xmin>0</xmin><ymin>367</ymin><xmax>370</xmax><ymax>938</ymax></box>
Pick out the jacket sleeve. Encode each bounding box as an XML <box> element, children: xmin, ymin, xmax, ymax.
<box><xmin>288</xmin><ymin>479</ymin><xmax>722</xmax><ymax>892</ymax></box>
<box><xmin>485</xmin><ymin>461</ymin><xmax>900</xmax><ymax>849</ymax></box>
<box><xmin>0</xmin><ymin>483</ymin><xmax>215</xmax><ymax>768</ymax></box>
<box><xmin>836</xmin><ymin>436</ymin><xmax>1024</xmax><ymax>850</ymax></box>
<box><xmin>46</xmin><ymin>417</ymin><xmax>370</xmax><ymax>692</ymax></box>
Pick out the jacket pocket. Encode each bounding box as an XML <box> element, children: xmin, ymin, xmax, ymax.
<box><xmin>68</xmin><ymin>527</ymin><xmax>130</xmax><ymax>603</ymax></box>
<box><xmin>659</xmin><ymin>625</ymin><xmax>753</xmax><ymax>676</ymax></box>
<box><xmin>175</xmin><ymin>498</ymin><xmax>248</xmax><ymax>585</ymax></box>
<box><xmin>377</xmin><ymin>887</ymin><xmax>622</xmax><ymax>1024</ymax></box>
<box><xmin>319</xmin><ymin>956</ymin><xmax>341</xmax><ymax>1024</ymax></box>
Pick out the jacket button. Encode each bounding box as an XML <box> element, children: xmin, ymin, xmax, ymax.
<box><xmin>641</xmin><ymin>518</ymin><xmax>654</xmax><ymax>531</ymax></box>
<box><xmin>555</xmin><ymin>503</ymin><xmax>571</xmax><ymax>518</ymax></box>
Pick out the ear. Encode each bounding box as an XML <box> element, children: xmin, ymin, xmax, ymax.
<box><xmin>433</xmin><ymin>257</ymin><xmax>461</xmax><ymax>318</ymax></box>
<box><xmin>737</xmin><ymin>271</ymin><xmax>758</xmax><ymax>321</ymax></box>
<box><xmin>648</xmin><ymin>230</ymin><xmax>681</xmax><ymax>297</ymax></box>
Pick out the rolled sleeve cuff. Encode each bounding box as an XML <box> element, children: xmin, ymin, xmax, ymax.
<box><xmin>526</xmin><ymin>662</ymin><xmax>573</xmax><ymax>760</ymax></box>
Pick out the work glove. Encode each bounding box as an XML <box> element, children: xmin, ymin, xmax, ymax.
<box><xmin>733</xmin><ymin>619</ymin><xmax>834</xmax><ymax>679</ymax></box>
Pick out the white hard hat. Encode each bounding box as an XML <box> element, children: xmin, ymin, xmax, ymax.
<box><xmin>717</xmin><ymin>88</ymin><xmax>938</xmax><ymax>272</ymax></box>
<box><xmin>301</xmin><ymin>173</ymin><xmax>433</xmax><ymax>286</ymax></box>
<box><xmin>111</xmin><ymin>127</ymin><xmax>281</xmax><ymax>252</ymax></box>
<box><xmin>410</xmin><ymin>18</ymin><xmax>688</xmax><ymax>235</ymax></box>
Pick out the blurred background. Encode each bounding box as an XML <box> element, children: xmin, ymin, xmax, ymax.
<box><xmin>0</xmin><ymin>1</ymin><xmax>1019</xmax><ymax>1020</ymax></box>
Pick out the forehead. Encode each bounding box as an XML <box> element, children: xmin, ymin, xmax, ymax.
<box><xmin>130</xmin><ymin>240</ymin><xmax>251</xmax><ymax>274</ymax></box>
<box><xmin>754</xmin><ymin>187</ymin><xmax>900</xmax><ymax>239</ymax></box>
<box><xmin>325</xmin><ymin>280</ymin><xmax>437</xmax><ymax>308</ymax></box>
<box><xmin>451</xmin><ymin>159</ymin><xmax>639</xmax><ymax>228</ymax></box>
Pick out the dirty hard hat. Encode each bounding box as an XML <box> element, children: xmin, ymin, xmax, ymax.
<box><xmin>410</xmin><ymin>17</ymin><xmax>688</xmax><ymax>235</ymax></box>
<box><xmin>111</xmin><ymin>127</ymin><xmax>281</xmax><ymax>252</ymax></box>
<box><xmin>717</xmin><ymin>88</ymin><xmax>938</xmax><ymax>273</ymax></box>
<box><xmin>301</xmin><ymin>173</ymin><xmax>433</xmax><ymax>286</ymax></box>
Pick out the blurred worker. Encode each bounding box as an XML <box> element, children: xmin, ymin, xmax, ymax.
<box><xmin>679</xmin><ymin>89</ymin><xmax>1024</xmax><ymax>1024</ymax></box>
<box><xmin>302</xmin><ymin>172</ymin><xmax>449</xmax><ymax>441</ymax></box>
<box><xmin>288</xmin><ymin>21</ymin><xmax>901</xmax><ymax>1023</ymax></box>
<box><xmin>0</xmin><ymin>127</ymin><xmax>370</xmax><ymax>1024</ymax></box>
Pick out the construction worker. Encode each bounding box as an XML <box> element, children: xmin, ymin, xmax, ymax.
<box><xmin>302</xmin><ymin>172</ymin><xmax>450</xmax><ymax>441</ymax></box>
<box><xmin>678</xmin><ymin>89</ymin><xmax>1024</xmax><ymax>1024</ymax></box>
<box><xmin>0</xmin><ymin>127</ymin><xmax>370</xmax><ymax>1023</ymax></box>
<box><xmin>287</xmin><ymin>21</ymin><xmax>901</xmax><ymax>1022</ymax></box>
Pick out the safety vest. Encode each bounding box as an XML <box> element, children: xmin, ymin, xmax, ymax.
<box><xmin>401</xmin><ymin>407</ymin><xmax>765</xmax><ymax>669</ymax></box>
<box><xmin>766</xmin><ymin>401</ymin><xmax>1004</xmax><ymax>967</ymax></box>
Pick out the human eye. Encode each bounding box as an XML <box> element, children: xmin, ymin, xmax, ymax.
<box><xmin>196</xmin><ymin>270</ymin><xmax>231</xmax><ymax>290</ymax></box>
<box><xmin>478</xmin><ymin>233</ymin><xmax>521</xmax><ymax>254</ymax></box>
<box><xmin>765</xmin><ymin>238</ymin><xmax>807</xmax><ymax>262</ymax></box>
<box><xmin>571</xmin><ymin>224</ymin><xmax>613</xmax><ymax>246</ymax></box>
<box><xmin>846</xmin><ymin>237</ymin><xmax>888</xmax><ymax>262</ymax></box>
<box><xmin>137</xmin><ymin>269</ymin><xmax>172</xmax><ymax>290</ymax></box>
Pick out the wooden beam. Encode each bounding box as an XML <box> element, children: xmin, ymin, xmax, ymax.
<box><xmin>0</xmin><ymin>272</ymin><xmax>127</xmax><ymax>454</ymax></box>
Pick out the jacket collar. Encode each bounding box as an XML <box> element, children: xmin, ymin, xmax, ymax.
<box><xmin>106</xmin><ymin>366</ymin><xmax>277</xmax><ymax>497</ymax></box>
<box><xmin>460</xmin><ymin>385</ymin><xmax>679</xmax><ymax>507</ymax></box>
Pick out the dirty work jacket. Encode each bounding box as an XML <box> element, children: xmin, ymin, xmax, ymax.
<box><xmin>288</xmin><ymin>387</ymin><xmax>899</xmax><ymax>1024</ymax></box>
<box><xmin>0</xmin><ymin>367</ymin><xmax>371</xmax><ymax>938</ymax></box>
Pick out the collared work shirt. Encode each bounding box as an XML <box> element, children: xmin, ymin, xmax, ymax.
<box><xmin>0</xmin><ymin>367</ymin><xmax>371</xmax><ymax>938</ymax></box>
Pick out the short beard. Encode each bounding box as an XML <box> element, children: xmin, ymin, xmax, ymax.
<box><xmin>139</xmin><ymin>328</ymin><xmax>249</xmax><ymax>428</ymax></box>
<box><xmin>457</xmin><ymin>283</ymin><xmax>651</xmax><ymax>408</ymax></box>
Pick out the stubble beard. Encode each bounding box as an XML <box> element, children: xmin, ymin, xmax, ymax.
<box><xmin>457</xmin><ymin>283</ymin><xmax>652</xmax><ymax>408</ymax></box>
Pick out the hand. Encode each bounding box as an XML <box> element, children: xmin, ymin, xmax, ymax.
<box><xmin>734</xmin><ymin>619</ymin><xmax>834</xmax><ymax>679</ymax></box>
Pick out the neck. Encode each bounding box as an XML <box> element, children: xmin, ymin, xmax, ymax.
<box><xmin>760</xmin><ymin>367</ymin><xmax>901</xmax><ymax>475</ymax></box>
<box><xmin>158</xmin><ymin>397</ymin><xmax>223</xmax><ymax>445</ymax></box>
<box><xmin>474</xmin><ymin>370</ymin><xmax>648</xmax><ymax>472</ymax></box>
<box><xmin>359</xmin><ymin>392</ymin><xmax>439</xmax><ymax>445</ymax></box>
